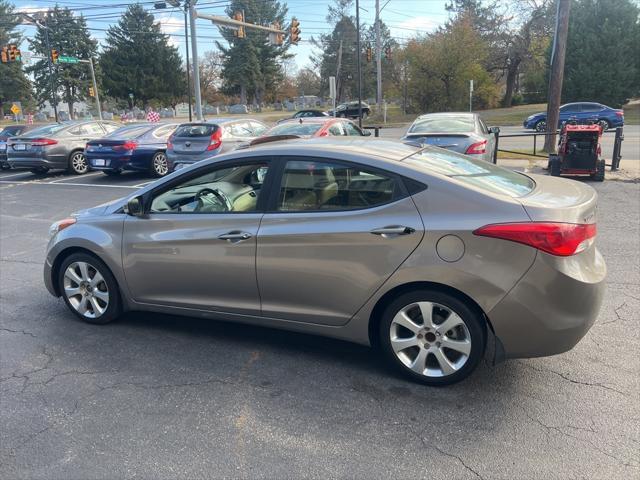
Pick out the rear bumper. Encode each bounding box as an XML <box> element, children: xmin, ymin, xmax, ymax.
<box><xmin>89</xmin><ymin>156</ymin><xmax>148</xmax><ymax>172</ymax></box>
<box><xmin>488</xmin><ymin>248</ymin><xmax>606</xmax><ymax>359</ymax></box>
<box><xmin>8</xmin><ymin>154</ymin><xmax>66</xmax><ymax>169</ymax></box>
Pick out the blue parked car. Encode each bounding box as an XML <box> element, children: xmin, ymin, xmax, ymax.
<box><xmin>86</xmin><ymin>122</ymin><xmax>178</xmax><ymax>177</ymax></box>
<box><xmin>523</xmin><ymin>102</ymin><xmax>624</xmax><ymax>132</ymax></box>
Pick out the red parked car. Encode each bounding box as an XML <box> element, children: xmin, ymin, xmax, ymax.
<box><xmin>262</xmin><ymin>117</ymin><xmax>371</xmax><ymax>138</ymax></box>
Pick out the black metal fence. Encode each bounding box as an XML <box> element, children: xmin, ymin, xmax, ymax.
<box><xmin>492</xmin><ymin>127</ymin><xmax>624</xmax><ymax>170</ymax></box>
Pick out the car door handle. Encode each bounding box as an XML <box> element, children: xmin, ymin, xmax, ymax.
<box><xmin>218</xmin><ymin>231</ymin><xmax>252</xmax><ymax>242</ymax></box>
<box><xmin>370</xmin><ymin>226</ymin><xmax>415</xmax><ymax>237</ymax></box>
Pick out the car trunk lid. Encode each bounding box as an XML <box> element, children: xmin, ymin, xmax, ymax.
<box><xmin>518</xmin><ymin>174</ymin><xmax>598</xmax><ymax>224</ymax></box>
<box><xmin>172</xmin><ymin>124</ymin><xmax>218</xmax><ymax>154</ymax></box>
<box><xmin>404</xmin><ymin>133</ymin><xmax>472</xmax><ymax>154</ymax></box>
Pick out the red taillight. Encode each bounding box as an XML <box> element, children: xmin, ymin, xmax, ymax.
<box><xmin>473</xmin><ymin>222</ymin><xmax>597</xmax><ymax>256</ymax></box>
<box><xmin>615</xmin><ymin>110</ymin><xmax>624</xmax><ymax>117</ymax></box>
<box><xmin>167</xmin><ymin>134</ymin><xmax>175</xmax><ymax>149</ymax></box>
<box><xmin>113</xmin><ymin>140</ymin><xmax>138</xmax><ymax>152</ymax></box>
<box><xmin>465</xmin><ymin>140</ymin><xmax>487</xmax><ymax>154</ymax></box>
<box><xmin>207</xmin><ymin>128</ymin><xmax>222</xmax><ymax>151</ymax></box>
<box><xmin>30</xmin><ymin>138</ymin><xmax>58</xmax><ymax>146</ymax></box>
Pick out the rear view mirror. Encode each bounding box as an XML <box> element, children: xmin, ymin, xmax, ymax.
<box><xmin>125</xmin><ymin>196</ymin><xmax>144</xmax><ymax>216</ymax></box>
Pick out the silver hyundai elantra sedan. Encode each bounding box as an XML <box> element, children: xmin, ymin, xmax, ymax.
<box><xmin>44</xmin><ymin>138</ymin><xmax>606</xmax><ymax>385</ymax></box>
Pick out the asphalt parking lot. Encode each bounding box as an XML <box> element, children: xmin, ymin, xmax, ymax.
<box><xmin>1</xmin><ymin>164</ymin><xmax>639</xmax><ymax>479</ymax></box>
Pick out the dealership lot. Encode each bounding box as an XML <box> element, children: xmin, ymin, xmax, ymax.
<box><xmin>0</xmin><ymin>166</ymin><xmax>638</xmax><ymax>478</ymax></box>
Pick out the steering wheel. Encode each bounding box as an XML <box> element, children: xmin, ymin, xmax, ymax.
<box><xmin>194</xmin><ymin>187</ymin><xmax>232</xmax><ymax>212</ymax></box>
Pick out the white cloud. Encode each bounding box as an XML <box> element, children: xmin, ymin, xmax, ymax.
<box><xmin>390</xmin><ymin>16</ymin><xmax>441</xmax><ymax>40</ymax></box>
<box><xmin>154</xmin><ymin>12</ymin><xmax>184</xmax><ymax>47</ymax></box>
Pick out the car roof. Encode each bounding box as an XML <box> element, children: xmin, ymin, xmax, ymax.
<box><xmin>278</xmin><ymin>117</ymin><xmax>341</xmax><ymax>125</ymax></box>
<box><xmin>416</xmin><ymin>112</ymin><xmax>476</xmax><ymax>119</ymax></box>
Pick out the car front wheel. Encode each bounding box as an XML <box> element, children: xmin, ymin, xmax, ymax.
<box><xmin>58</xmin><ymin>253</ymin><xmax>121</xmax><ymax>324</ymax></box>
<box><xmin>379</xmin><ymin>290</ymin><xmax>485</xmax><ymax>386</ymax></box>
<box><xmin>597</xmin><ymin>119</ymin><xmax>610</xmax><ymax>131</ymax></box>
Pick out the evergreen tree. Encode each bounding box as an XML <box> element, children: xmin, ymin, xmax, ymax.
<box><xmin>562</xmin><ymin>0</ymin><xmax>639</xmax><ymax>107</ymax></box>
<box><xmin>0</xmin><ymin>0</ymin><xmax>33</xmax><ymax>115</ymax></box>
<box><xmin>217</xmin><ymin>0</ymin><xmax>290</xmax><ymax>105</ymax></box>
<box><xmin>26</xmin><ymin>6</ymin><xmax>97</xmax><ymax>118</ymax></box>
<box><xmin>100</xmin><ymin>4</ymin><xmax>185</xmax><ymax>108</ymax></box>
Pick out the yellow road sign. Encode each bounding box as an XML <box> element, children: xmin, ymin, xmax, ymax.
<box><xmin>10</xmin><ymin>104</ymin><xmax>21</xmax><ymax>115</ymax></box>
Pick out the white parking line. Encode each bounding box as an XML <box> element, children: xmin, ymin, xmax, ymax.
<box><xmin>48</xmin><ymin>172</ymin><xmax>102</xmax><ymax>184</ymax></box>
<box><xmin>0</xmin><ymin>179</ymin><xmax>139</xmax><ymax>189</ymax></box>
<box><xmin>0</xmin><ymin>171</ymin><xmax>32</xmax><ymax>179</ymax></box>
<box><xmin>134</xmin><ymin>181</ymin><xmax>154</xmax><ymax>188</ymax></box>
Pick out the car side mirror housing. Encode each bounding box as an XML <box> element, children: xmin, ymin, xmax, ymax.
<box><xmin>489</xmin><ymin>126</ymin><xmax>500</xmax><ymax>134</ymax></box>
<box><xmin>125</xmin><ymin>196</ymin><xmax>144</xmax><ymax>216</ymax></box>
<box><xmin>363</xmin><ymin>130</ymin><xmax>372</xmax><ymax>136</ymax></box>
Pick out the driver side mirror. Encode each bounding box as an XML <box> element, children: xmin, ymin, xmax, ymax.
<box><xmin>488</xmin><ymin>126</ymin><xmax>500</xmax><ymax>134</ymax></box>
<box><xmin>124</xmin><ymin>196</ymin><xmax>144</xmax><ymax>216</ymax></box>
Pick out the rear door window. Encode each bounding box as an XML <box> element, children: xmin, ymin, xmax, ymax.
<box><xmin>405</xmin><ymin>147</ymin><xmax>535</xmax><ymax>197</ymax></box>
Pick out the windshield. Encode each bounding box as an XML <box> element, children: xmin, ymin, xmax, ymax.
<box><xmin>409</xmin><ymin>116</ymin><xmax>475</xmax><ymax>133</ymax></box>
<box><xmin>267</xmin><ymin>123</ymin><xmax>323</xmax><ymax>136</ymax></box>
<box><xmin>405</xmin><ymin>147</ymin><xmax>535</xmax><ymax>197</ymax></box>
<box><xmin>105</xmin><ymin>125</ymin><xmax>151</xmax><ymax>139</ymax></box>
<box><xmin>21</xmin><ymin>123</ymin><xmax>67</xmax><ymax>137</ymax></box>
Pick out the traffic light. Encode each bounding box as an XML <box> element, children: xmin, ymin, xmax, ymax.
<box><xmin>233</xmin><ymin>11</ymin><xmax>245</xmax><ymax>39</ymax></box>
<box><xmin>89</xmin><ymin>87</ymin><xmax>95</xmax><ymax>97</ymax></box>
<box><xmin>366</xmin><ymin>45</ymin><xmax>372</xmax><ymax>62</ymax></box>
<box><xmin>269</xmin><ymin>22</ymin><xmax>284</xmax><ymax>46</ymax></box>
<box><xmin>290</xmin><ymin>18</ymin><xmax>300</xmax><ymax>45</ymax></box>
<box><xmin>51</xmin><ymin>49</ymin><xmax>59</xmax><ymax>64</ymax></box>
<box><xmin>7</xmin><ymin>44</ymin><xmax>20</xmax><ymax>62</ymax></box>
<box><xmin>0</xmin><ymin>46</ymin><xmax>8</xmax><ymax>63</ymax></box>
<box><xmin>385</xmin><ymin>46</ymin><xmax>392</xmax><ymax>61</ymax></box>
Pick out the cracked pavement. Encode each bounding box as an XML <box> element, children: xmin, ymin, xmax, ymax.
<box><xmin>1</xmin><ymin>175</ymin><xmax>639</xmax><ymax>479</ymax></box>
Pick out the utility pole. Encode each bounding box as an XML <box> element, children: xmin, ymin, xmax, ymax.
<box><xmin>355</xmin><ymin>0</ymin><xmax>363</xmax><ymax>128</ymax></box>
<box><xmin>544</xmin><ymin>0</ymin><xmax>571</xmax><ymax>153</ymax></box>
<box><xmin>189</xmin><ymin>1</ymin><xmax>203</xmax><ymax>121</ymax></box>
<box><xmin>184</xmin><ymin>2</ymin><xmax>192</xmax><ymax>121</ymax></box>
<box><xmin>87</xmin><ymin>57</ymin><xmax>102</xmax><ymax>120</ymax></box>
<box><xmin>336</xmin><ymin>39</ymin><xmax>343</xmax><ymax>106</ymax></box>
<box><xmin>375</xmin><ymin>0</ymin><xmax>382</xmax><ymax>109</ymax></box>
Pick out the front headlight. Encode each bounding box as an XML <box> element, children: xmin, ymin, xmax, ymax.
<box><xmin>49</xmin><ymin>218</ymin><xmax>76</xmax><ymax>238</ymax></box>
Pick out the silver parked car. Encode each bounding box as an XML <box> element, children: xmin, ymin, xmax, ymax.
<box><xmin>166</xmin><ymin>118</ymin><xmax>268</xmax><ymax>171</ymax></box>
<box><xmin>44</xmin><ymin>139</ymin><xmax>605</xmax><ymax>385</ymax></box>
<box><xmin>7</xmin><ymin>120</ymin><xmax>120</xmax><ymax>175</ymax></box>
<box><xmin>402</xmin><ymin>112</ymin><xmax>498</xmax><ymax>163</ymax></box>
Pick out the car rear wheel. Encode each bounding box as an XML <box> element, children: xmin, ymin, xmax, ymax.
<box><xmin>58</xmin><ymin>253</ymin><xmax>120</xmax><ymax>325</ymax></box>
<box><xmin>535</xmin><ymin>120</ymin><xmax>547</xmax><ymax>132</ymax></box>
<box><xmin>151</xmin><ymin>151</ymin><xmax>169</xmax><ymax>177</ymax></box>
<box><xmin>68</xmin><ymin>151</ymin><xmax>89</xmax><ymax>175</ymax></box>
<box><xmin>597</xmin><ymin>119</ymin><xmax>610</xmax><ymax>132</ymax></box>
<box><xmin>379</xmin><ymin>290</ymin><xmax>485</xmax><ymax>386</ymax></box>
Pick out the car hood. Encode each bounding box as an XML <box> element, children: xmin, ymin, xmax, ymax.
<box><xmin>73</xmin><ymin>195</ymin><xmax>130</xmax><ymax>218</ymax></box>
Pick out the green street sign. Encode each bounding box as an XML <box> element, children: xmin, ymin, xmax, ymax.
<box><xmin>58</xmin><ymin>56</ymin><xmax>79</xmax><ymax>64</ymax></box>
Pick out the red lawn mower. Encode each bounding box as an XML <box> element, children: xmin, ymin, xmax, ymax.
<box><xmin>549</xmin><ymin>122</ymin><xmax>605</xmax><ymax>181</ymax></box>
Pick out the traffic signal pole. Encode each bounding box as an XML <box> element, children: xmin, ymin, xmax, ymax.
<box><xmin>189</xmin><ymin>2</ymin><xmax>203</xmax><ymax>121</ymax></box>
<box><xmin>355</xmin><ymin>0</ymin><xmax>363</xmax><ymax>128</ymax></box>
<box><xmin>375</xmin><ymin>0</ymin><xmax>382</xmax><ymax>109</ymax></box>
<box><xmin>41</xmin><ymin>17</ymin><xmax>59</xmax><ymax>122</ymax></box>
<box><xmin>86</xmin><ymin>57</ymin><xmax>102</xmax><ymax>120</ymax></box>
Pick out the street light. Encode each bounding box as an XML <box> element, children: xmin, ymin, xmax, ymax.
<box><xmin>155</xmin><ymin>0</ymin><xmax>192</xmax><ymax>121</ymax></box>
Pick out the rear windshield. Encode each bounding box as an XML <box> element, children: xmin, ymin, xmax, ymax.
<box><xmin>0</xmin><ymin>126</ymin><xmax>24</xmax><ymax>137</ymax></box>
<box><xmin>409</xmin><ymin>116</ymin><xmax>475</xmax><ymax>133</ymax></box>
<box><xmin>174</xmin><ymin>124</ymin><xmax>216</xmax><ymax>137</ymax></box>
<box><xmin>405</xmin><ymin>147</ymin><xmax>535</xmax><ymax>197</ymax></box>
<box><xmin>105</xmin><ymin>125</ymin><xmax>151</xmax><ymax>139</ymax></box>
<box><xmin>268</xmin><ymin>123</ymin><xmax>323</xmax><ymax>136</ymax></box>
<box><xmin>19</xmin><ymin>123</ymin><xmax>67</xmax><ymax>137</ymax></box>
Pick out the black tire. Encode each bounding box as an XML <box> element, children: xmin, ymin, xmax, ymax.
<box><xmin>150</xmin><ymin>151</ymin><xmax>169</xmax><ymax>178</ymax></box>
<box><xmin>57</xmin><ymin>252</ymin><xmax>121</xmax><ymax>325</ymax></box>
<box><xmin>102</xmin><ymin>169</ymin><xmax>122</xmax><ymax>176</ymax></box>
<box><xmin>68</xmin><ymin>150</ymin><xmax>89</xmax><ymax>175</ymax></box>
<box><xmin>30</xmin><ymin>167</ymin><xmax>49</xmax><ymax>175</ymax></box>
<box><xmin>378</xmin><ymin>289</ymin><xmax>486</xmax><ymax>386</ymax></box>
<box><xmin>597</xmin><ymin>119</ymin><xmax>610</xmax><ymax>132</ymax></box>
<box><xmin>591</xmin><ymin>159</ymin><xmax>605</xmax><ymax>182</ymax></box>
<box><xmin>549</xmin><ymin>156</ymin><xmax>561</xmax><ymax>176</ymax></box>
<box><xmin>535</xmin><ymin>120</ymin><xmax>547</xmax><ymax>132</ymax></box>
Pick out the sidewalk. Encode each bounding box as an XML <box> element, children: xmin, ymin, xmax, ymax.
<box><xmin>499</xmin><ymin>157</ymin><xmax>639</xmax><ymax>182</ymax></box>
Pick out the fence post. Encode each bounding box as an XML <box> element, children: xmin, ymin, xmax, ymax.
<box><xmin>492</xmin><ymin>128</ymin><xmax>500</xmax><ymax>164</ymax></box>
<box><xmin>611</xmin><ymin>127</ymin><xmax>624</xmax><ymax>171</ymax></box>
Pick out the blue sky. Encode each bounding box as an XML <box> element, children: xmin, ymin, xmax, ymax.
<box><xmin>12</xmin><ymin>0</ymin><xmax>452</xmax><ymax>69</ymax></box>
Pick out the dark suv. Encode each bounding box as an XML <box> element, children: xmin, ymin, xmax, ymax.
<box><xmin>328</xmin><ymin>101</ymin><xmax>371</xmax><ymax>119</ymax></box>
<box><xmin>7</xmin><ymin>120</ymin><xmax>120</xmax><ymax>175</ymax></box>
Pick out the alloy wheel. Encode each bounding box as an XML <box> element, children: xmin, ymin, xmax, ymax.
<box><xmin>63</xmin><ymin>261</ymin><xmax>109</xmax><ymax>319</ymax></box>
<box><xmin>153</xmin><ymin>153</ymin><xmax>169</xmax><ymax>176</ymax></box>
<box><xmin>71</xmin><ymin>152</ymin><xmax>88</xmax><ymax>174</ymax></box>
<box><xmin>535</xmin><ymin>121</ymin><xmax>547</xmax><ymax>132</ymax></box>
<box><xmin>389</xmin><ymin>301</ymin><xmax>471</xmax><ymax>378</ymax></box>
<box><xmin>598</xmin><ymin>120</ymin><xmax>609</xmax><ymax>131</ymax></box>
